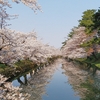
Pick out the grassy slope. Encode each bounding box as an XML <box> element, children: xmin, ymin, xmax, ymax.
<box><xmin>0</xmin><ymin>56</ymin><xmax>60</xmax><ymax>80</ymax></box>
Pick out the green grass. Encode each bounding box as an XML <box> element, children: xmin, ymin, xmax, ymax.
<box><xmin>95</xmin><ymin>63</ymin><xmax>100</xmax><ymax>68</ymax></box>
<box><xmin>0</xmin><ymin>56</ymin><xmax>59</xmax><ymax>80</ymax></box>
<box><xmin>75</xmin><ymin>58</ymin><xmax>87</xmax><ymax>62</ymax></box>
<box><xmin>0</xmin><ymin>59</ymin><xmax>36</xmax><ymax>78</ymax></box>
<box><xmin>15</xmin><ymin>59</ymin><xmax>34</xmax><ymax>67</ymax></box>
<box><xmin>0</xmin><ymin>63</ymin><xmax>9</xmax><ymax>73</ymax></box>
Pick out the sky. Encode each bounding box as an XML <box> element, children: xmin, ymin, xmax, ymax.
<box><xmin>7</xmin><ymin>0</ymin><xmax>100</xmax><ymax>48</ymax></box>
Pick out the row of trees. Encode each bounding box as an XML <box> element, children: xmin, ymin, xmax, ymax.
<box><xmin>79</xmin><ymin>8</ymin><xmax>100</xmax><ymax>60</ymax></box>
<box><xmin>79</xmin><ymin>8</ymin><xmax>100</xmax><ymax>34</ymax></box>
<box><xmin>61</xmin><ymin>27</ymin><xmax>87</xmax><ymax>59</ymax></box>
<box><xmin>0</xmin><ymin>29</ymin><xmax>61</xmax><ymax>66</ymax></box>
<box><xmin>62</xmin><ymin>7</ymin><xmax>100</xmax><ymax>58</ymax></box>
<box><xmin>0</xmin><ymin>0</ymin><xmax>61</xmax><ymax>66</ymax></box>
<box><xmin>0</xmin><ymin>1</ymin><xmax>62</xmax><ymax>99</ymax></box>
<box><xmin>61</xmin><ymin>7</ymin><xmax>100</xmax><ymax>74</ymax></box>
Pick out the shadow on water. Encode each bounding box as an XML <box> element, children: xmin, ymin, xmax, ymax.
<box><xmin>12</xmin><ymin>59</ymin><xmax>100</xmax><ymax>100</ymax></box>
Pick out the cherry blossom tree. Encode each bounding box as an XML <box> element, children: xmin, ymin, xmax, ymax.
<box><xmin>0</xmin><ymin>0</ymin><xmax>41</xmax><ymax>11</ymax></box>
<box><xmin>61</xmin><ymin>27</ymin><xmax>87</xmax><ymax>59</ymax></box>
<box><xmin>0</xmin><ymin>4</ymin><xmax>18</xmax><ymax>29</ymax></box>
<box><xmin>0</xmin><ymin>29</ymin><xmax>61</xmax><ymax>65</ymax></box>
<box><xmin>0</xmin><ymin>0</ymin><xmax>61</xmax><ymax>66</ymax></box>
<box><xmin>0</xmin><ymin>74</ymin><xmax>30</xmax><ymax>100</ymax></box>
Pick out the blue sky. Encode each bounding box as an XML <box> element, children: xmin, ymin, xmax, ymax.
<box><xmin>7</xmin><ymin>0</ymin><xmax>100</xmax><ymax>48</ymax></box>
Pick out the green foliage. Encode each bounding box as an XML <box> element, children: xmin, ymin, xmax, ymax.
<box><xmin>79</xmin><ymin>9</ymin><xmax>96</xmax><ymax>34</ymax></box>
<box><xmin>93</xmin><ymin>8</ymin><xmax>100</xmax><ymax>30</ymax></box>
<box><xmin>79</xmin><ymin>9</ymin><xmax>95</xmax><ymax>26</ymax></box>
<box><xmin>95</xmin><ymin>63</ymin><xmax>100</xmax><ymax>68</ymax></box>
<box><xmin>0</xmin><ymin>63</ymin><xmax>8</xmax><ymax>69</ymax></box>
<box><xmin>80</xmin><ymin>40</ymin><xmax>93</xmax><ymax>47</ymax></box>
<box><xmin>68</xmin><ymin>27</ymin><xmax>76</xmax><ymax>38</ymax></box>
<box><xmin>79</xmin><ymin>8</ymin><xmax>100</xmax><ymax>34</ymax></box>
<box><xmin>15</xmin><ymin>59</ymin><xmax>34</xmax><ymax>67</ymax></box>
<box><xmin>0</xmin><ymin>59</ymin><xmax>35</xmax><ymax>78</ymax></box>
<box><xmin>80</xmin><ymin>37</ymin><xmax>100</xmax><ymax>48</ymax></box>
<box><xmin>68</xmin><ymin>31</ymin><xmax>74</xmax><ymax>38</ymax></box>
<box><xmin>81</xmin><ymin>80</ymin><xmax>100</xmax><ymax>100</ymax></box>
<box><xmin>68</xmin><ymin>8</ymin><xmax>100</xmax><ymax>74</ymax></box>
<box><xmin>75</xmin><ymin>58</ymin><xmax>87</xmax><ymax>62</ymax></box>
<box><xmin>0</xmin><ymin>62</ymin><xmax>9</xmax><ymax>73</ymax></box>
<box><xmin>62</xmin><ymin>41</ymin><xmax>66</xmax><ymax>47</ymax></box>
<box><xmin>76</xmin><ymin>52</ymin><xmax>100</xmax><ymax>70</ymax></box>
<box><xmin>14</xmin><ymin>59</ymin><xmax>36</xmax><ymax>72</ymax></box>
<box><xmin>62</xmin><ymin>28</ymin><xmax>75</xmax><ymax>48</ymax></box>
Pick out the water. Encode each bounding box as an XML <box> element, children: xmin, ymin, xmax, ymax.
<box><xmin>12</xmin><ymin>59</ymin><xmax>100</xmax><ymax>100</ymax></box>
<box><xmin>42</xmin><ymin>64</ymin><xmax>79</xmax><ymax>100</ymax></box>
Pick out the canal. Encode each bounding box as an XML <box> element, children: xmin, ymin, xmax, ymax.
<box><xmin>12</xmin><ymin>59</ymin><xmax>100</xmax><ymax>100</ymax></box>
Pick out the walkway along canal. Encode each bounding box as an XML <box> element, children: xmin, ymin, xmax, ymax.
<box><xmin>12</xmin><ymin>59</ymin><xmax>100</xmax><ymax>100</ymax></box>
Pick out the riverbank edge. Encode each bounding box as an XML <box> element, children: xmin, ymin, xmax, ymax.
<box><xmin>64</xmin><ymin>55</ymin><xmax>100</xmax><ymax>75</ymax></box>
<box><xmin>0</xmin><ymin>56</ymin><xmax>62</xmax><ymax>81</ymax></box>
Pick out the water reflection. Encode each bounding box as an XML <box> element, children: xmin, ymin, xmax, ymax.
<box><xmin>12</xmin><ymin>59</ymin><xmax>100</xmax><ymax>100</ymax></box>
<box><xmin>13</xmin><ymin>59</ymin><xmax>80</xmax><ymax>100</ymax></box>
<box><xmin>80</xmin><ymin>75</ymin><xmax>100</xmax><ymax>100</ymax></box>
<box><xmin>17</xmin><ymin>74</ymin><xmax>28</xmax><ymax>85</ymax></box>
<box><xmin>19</xmin><ymin>60</ymin><xmax>61</xmax><ymax>100</ymax></box>
<box><xmin>62</xmin><ymin>61</ymin><xmax>89</xmax><ymax>99</ymax></box>
<box><xmin>62</xmin><ymin>60</ymin><xmax>100</xmax><ymax>100</ymax></box>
